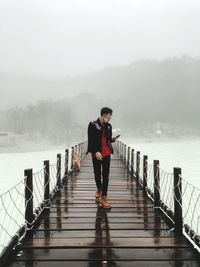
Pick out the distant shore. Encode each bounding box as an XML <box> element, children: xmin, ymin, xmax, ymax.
<box><xmin>1</xmin><ymin>131</ymin><xmax>199</xmax><ymax>153</ymax></box>
<box><xmin>0</xmin><ymin>132</ymin><xmax>72</xmax><ymax>153</ymax></box>
<box><xmin>120</xmin><ymin>134</ymin><xmax>200</xmax><ymax>145</ymax></box>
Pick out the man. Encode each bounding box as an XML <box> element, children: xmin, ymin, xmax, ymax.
<box><xmin>86</xmin><ymin>107</ymin><xmax>120</xmax><ymax>209</ymax></box>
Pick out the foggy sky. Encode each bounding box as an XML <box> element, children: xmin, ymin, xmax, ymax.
<box><xmin>0</xmin><ymin>0</ymin><xmax>200</xmax><ymax>77</ymax></box>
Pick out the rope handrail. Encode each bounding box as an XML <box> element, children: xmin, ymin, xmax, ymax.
<box><xmin>115</xmin><ymin>139</ymin><xmax>200</xmax><ymax>250</ymax></box>
<box><xmin>0</xmin><ymin>141</ymin><xmax>88</xmax><ymax>264</ymax></box>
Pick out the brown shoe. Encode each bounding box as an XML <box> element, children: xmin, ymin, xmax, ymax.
<box><xmin>95</xmin><ymin>189</ymin><xmax>101</xmax><ymax>198</ymax></box>
<box><xmin>99</xmin><ymin>196</ymin><xmax>111</xmax><ymax>209</ymax></box>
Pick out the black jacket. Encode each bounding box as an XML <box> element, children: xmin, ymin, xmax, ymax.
<box><xmin>86</xmin><ymin>117</ymin><xmax>115</xmax><ymax>155</ymax></box>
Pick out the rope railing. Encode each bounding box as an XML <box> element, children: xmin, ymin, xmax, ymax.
<box><xmin>0</xmin><ymin>178</ymin><xmax>26</xmax><ymax>253</ymax></box>
<box><xmin>145</xmin><ymin>160</ymin><xmax>154</xmax><ymax>197</ymax></box>
<box><xmin>32</xmin><ymin>167</ymin><xmax>46</xmax><ymax>212</ymax></box>
<box><xmin>178</xmin><ymin>176</ymin><xmax>200</xmax><ymax>240</ymax></box>
<box><xmin>158</xmin><ymin>168</ymin><xmax>174</xmax><ymax>213</ymax></box>
<box><xmin>0</xmin><ymin>141</ymin><xmax>88</xmax><ymax>266</ymax></box>
<box><xmin>49</xmin><ymin>162</ymin><xmax>58</xmax><ymax>196</ymax></box>
<box><xmin>116</xmin><ymin>140</ymin><xmax>200</xmax><ymax>251</ymax></box>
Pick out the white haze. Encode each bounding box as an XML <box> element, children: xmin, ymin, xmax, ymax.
<box><xmin>0</xmin><ymin>0</ymin><xmax>200</xmax><ymax>78</ymax></box>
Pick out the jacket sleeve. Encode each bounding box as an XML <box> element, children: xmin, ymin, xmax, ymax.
<box><xmin>87</xmin><ymin>122</ymin><xmax>100</xmax><ymax>153</ymax></box>
<box><xmin>87</xmin><ymin>122</ymin><xmax>93</xmax><ymax>149</ymax></box>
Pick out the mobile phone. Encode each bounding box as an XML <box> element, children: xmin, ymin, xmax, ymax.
<box><xmin>115</xmin><ymin>134</ymin><xmax>120</xmax><ymax>139</ymax></box>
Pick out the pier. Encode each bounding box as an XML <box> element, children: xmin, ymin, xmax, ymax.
<box><xmin>1</xmin><ymin>140</ymin><xmax>200</xmax><ymax>266</ymax></box>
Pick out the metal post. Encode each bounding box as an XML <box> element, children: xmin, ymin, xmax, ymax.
<box><xmin>154</xmin><ymin>160</ymin><xmax>160</xmax><ymax>207</ymax></box>
<box><xmin>56</xmin><ymin>153</ymin><xmax>62</xmax><ymax>189</ymax></box>
<box><xmin>71</xmin><ymin>146</ymin><xmax>74</xmax><ymax>170</ymax></box>
<box><xmin>64</xmin><ymin>149</ymin><xmax>69</xmax><ymax>176</ymax></box>
<box><xmin>124</xmin><ymin>144</ymin><xmax>127</xmax><ymax>165</ymax></box>
<box><xmin>136</xmin><ymin>151</ymin><xmax>140</xmax><ymax>180</ymax></box>
<box><xmin>127</xmin><ymin>146</ymin><xmax>130</xmax><ymax>170</ymax></box>
<box><xmin>44</xmin><ymin>160</ymin><xmax>50</xmax><ymax>207</ymax></box>
<box><xmin>143</xmin><ymin>155</ymin><xmax>148</xmax><ymax>193</ymax></box>
<box><xmin>24</xmin><ymin>168</ymin><xmax>33</xmax><ymax>228</ymax></box>
<box><xmin>174</xmin><ymin>167</ymin><xmax>183</xmax><ymax>234</ymax></box>
<box><xmin>131</xmin><ymin>148</ymin><xmax>134</xmax><ymax>177</ymax></box>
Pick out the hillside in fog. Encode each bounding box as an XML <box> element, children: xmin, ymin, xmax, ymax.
<box><xmin>0</xmin><ymin>56</ymin><xmax>200</xmax><ymax>146</ymax></box>
<box><xmin>1</xmin><ymin>55</ymin><xmax>200</xmax><ymax>112</ymax></box>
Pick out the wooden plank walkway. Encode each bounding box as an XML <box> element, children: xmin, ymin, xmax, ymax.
<box><xmin>6</xmin><ymin>154</ymin><xmax>200</xmax><ymax>267</ymax></box>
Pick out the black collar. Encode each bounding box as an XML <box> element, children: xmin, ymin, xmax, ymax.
<box><xmin>97</xmin><ymin>117</ymin><xmax>110</xmax><ymax>131</ymax></box>
<box><xmin>97</xmin><ymin>117</ymin><xmax>104</xmax><ymax>126</ymax></box>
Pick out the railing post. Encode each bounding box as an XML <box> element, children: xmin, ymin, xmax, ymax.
<box><xmin>127</xmin><ymin>146</ymin><xmax>130</xmax><ymax>170</ymax></box>
<box><xmin>44</xmin><ymin>160</ymin><xmax>50</xmax><ymax>207</ymax></box>
<box><xmin>174</xmin><ymin>167</ymin><xmax>183</xmax><ymax>234</ymax></box>
<box><xmin>143</xmin><ymin>155</ymin><xmax>148</xmax><ymax>193</ymax></box>
<box><xmin>122</xmin><ymin>143</ymin><xmax>124</xmax><ymax>163</ymax></box>
<box><xmin>24</xmin><ymin>168</ymin><xmax>33</xmax><ymax>228</ymax></box>
<box><xmin>136</xmin><ymin>151</ymin><xmax>140</xmax><ymax>180</ymax></box>
<box><xmin>64</xmin><ymin>149</ymin><xmax>69</xmax><ymax>177</ymax></box>
<box><xmin>71</xmin><ymin>146</ymin><xmax>74</xmax><ymax>170</ymax></box>
<box><xmin>131</xmin><ymin>148</ymin><xmax>134</xmax><ymax>177</ymax></box>
<box><xmin>154</xmin><ymin>160</ymin><xmax>160</xmax><ymax>207</ymax></box>
<box><xmin>56</xmin><ymin>153</ymin><xmax>62</xmax><ymax>189</ymax></box>
<box><xmin>124</xmin><ymin>144</ymin><xmax>127</xmax><ymax>165</ymax></box>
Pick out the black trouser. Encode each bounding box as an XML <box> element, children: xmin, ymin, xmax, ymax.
<box><xmin>92</xmin><ymin>155</ymin><xmax>111</xmax><ymax>196</ymax></box>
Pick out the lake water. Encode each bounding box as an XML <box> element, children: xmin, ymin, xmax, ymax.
<box><xmin>0</xmin><ymin>148</ymin><xmax>67</xmax><ymax>194</ymax></box>
<box><xmin>0</xmin><ymin>137</ymin><xmax>200</xmax><ymax>194</ymax></box>
<box><xmin>121</xmin><ymin>137</ymin><xmax>200</xmax><ymax>189</ymax></box>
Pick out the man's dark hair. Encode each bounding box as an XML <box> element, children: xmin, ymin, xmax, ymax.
<box><xmin>101</xmin><ymin>107</ymin><xmax>113</xmax><ymax>116</ymax></box>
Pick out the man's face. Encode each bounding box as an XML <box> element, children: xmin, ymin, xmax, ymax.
<box><xmin>104</xmin><ymin>113</ymin><xmax>112</xmax><ymax>122</ymax></box>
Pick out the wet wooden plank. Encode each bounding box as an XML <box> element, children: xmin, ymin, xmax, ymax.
<box><xmin>38</xmin><ymin>216</ymin><xmax>167</xmax><ymax>224</ymax></box>
<box><xmin>49</xmin><ymin>204</ymin><xmax>154</xmax><ymax>208</ymax></box>
<box><xmin>36</xmin><ymin>224</ymin><xmax>170</xmax><ymax>230</ymax></box>
<box><xmin>7</xmin><ymin>261</ymin><xmax>200</xmax><ymax>267</ymax></box>
<box><xmin>10</xmin><ymin>261</ymin><xmax>200</xmax><ymax>267</ymax></box>
<box><xmin>51</xmin><ymin>200</ymin><xmax>151</xmax><ymax>204</ymax></box>
<box><xmin>22</xmin><ymin>237</ymin><xmax>188</xmax><ymax>248</ymax></box>
<box><xmin>48</xmin><ymin>208</ymin><xmax>157</xmax><ymax>214</ymax></box>
<box><xmin>32</xmin><ymin>229</ymin><xmax>175</xmax><ymax>238</ymax></box>
<box><xmin>42</xmin><ymin>215</ymin><xmax>163</xmax><ymax>221</ymax></box>
<box><xmin>15</xmin><ymin>247</ymin><xmax>200</xmax><ymax>261</ymax></box>
<box><xmin>53</xmin><ymin>196</ymin><xmax>148</xmax><ymax>200</ymax></box>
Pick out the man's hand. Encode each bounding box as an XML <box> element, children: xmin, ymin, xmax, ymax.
<box><xmin>95</xmin><ymin>151</ymin><xmax>103</xmax><ymax>160</ymax></box>
<box><xmin>112</xmin><ymin>135</ymin><xmax>120</xmax><ymax>142</ymax></box>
